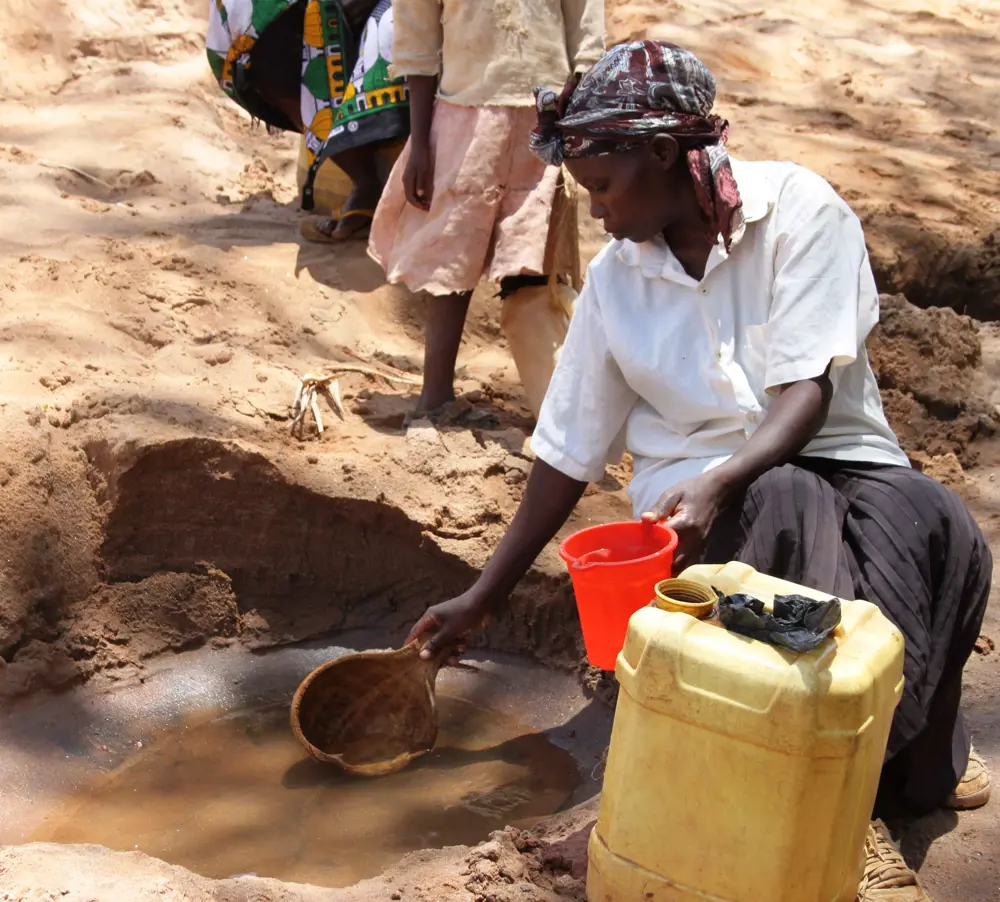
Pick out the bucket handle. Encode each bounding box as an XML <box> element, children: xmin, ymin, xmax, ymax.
<box><xmin>572</xmin><ymin>548</ymin><xmax>612</xmax><ymax>570</ymax></box>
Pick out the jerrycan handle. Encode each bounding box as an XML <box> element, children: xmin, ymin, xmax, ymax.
<box><xmin>572</xmin><ymin>548</ymin><xmax>612</xmax><ymax>570</ymax></box>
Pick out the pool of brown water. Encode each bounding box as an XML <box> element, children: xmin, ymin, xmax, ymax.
<box><xmin>27</xmin><ymin>697</ymin><xmax>580</xmax><ymax>887</ymax></box>
<box><xmin>1</xmin><ymin>637</ymin><xmax>609</xmax><ymax>889</ymax></box>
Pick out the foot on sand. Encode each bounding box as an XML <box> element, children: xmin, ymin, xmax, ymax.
<box><xmin>403</xmin><ymin>397</ymin><xmax>497</xmax><ymax>430</ymax></box>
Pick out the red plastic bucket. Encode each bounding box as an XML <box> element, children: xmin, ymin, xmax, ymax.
<box><xmin>559</xmin><ymin>521</ymin><xmax>678</xmax><ymax>670</ymax></box>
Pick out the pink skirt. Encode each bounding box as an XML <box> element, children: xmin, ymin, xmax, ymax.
<box><xmin>368</xmin><ymin>101</ymin><xmax>561</xmax><ymax>296</ymax></box>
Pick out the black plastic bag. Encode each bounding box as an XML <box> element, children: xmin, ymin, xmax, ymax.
<box><xmin>715</xmin><ymin>590</ymin><xmax>842</xmax><ymax>653</ymax></box>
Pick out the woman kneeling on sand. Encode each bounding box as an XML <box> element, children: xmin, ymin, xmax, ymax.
<box><xmin>406</xmin><ymin>41</ymin><xmax>992</xmax><ymax>900</ymax></box>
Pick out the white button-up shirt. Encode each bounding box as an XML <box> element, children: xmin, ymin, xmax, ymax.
<box><xmin>531</xmin><ymin>159</ymin><xmax>909</xmax><ymax>516</ymax></box>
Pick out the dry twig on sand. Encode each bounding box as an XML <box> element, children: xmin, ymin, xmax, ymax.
<box><xmin>38</xmin><ymin>160</ymin><xmax>115</xmax><ymax>192</ymax></box>
<box><xmin>289</xmin><ymin>363</ymin><xmax>421</xmax><ymax>438</ymax></box>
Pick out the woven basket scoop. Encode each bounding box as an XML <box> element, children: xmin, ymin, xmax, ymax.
<box><xmin>290</xmin><ymin>641</ymin><xmax>448</xmax><ymax>777</ymax></box>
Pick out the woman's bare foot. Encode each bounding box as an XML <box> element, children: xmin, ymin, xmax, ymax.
<box><xmin>403</xmin><ymin>396</ymin><xmax>496</xmax><ymax>429</ymax></box>
<box><xmin>415</xmin><ymin>388</ymin><xmax>456</xmax><ymax>414</ymax></box>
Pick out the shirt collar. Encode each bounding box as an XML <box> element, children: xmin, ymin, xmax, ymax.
<box><xmin>616</xmin><ymin>158</ymin><xmax>774</xmax><ymax>278</ymax></box>
<box><xmin>730</xmin><ymin>158</ymin><xmax>771</xmax><ymax>224</ymax></box>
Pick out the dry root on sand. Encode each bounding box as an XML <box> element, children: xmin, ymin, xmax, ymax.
<box><xmin>291</xmin><ymin>372</ymin><xmax>346</xmax><ymax>438</ymax></box>
<box><xmin>289</xmin><ymin>364</ymin><xmax>422</xmax><ymax>438</ymax></box>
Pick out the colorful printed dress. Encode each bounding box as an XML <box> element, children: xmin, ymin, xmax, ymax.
<box><xmin>206</xmin><ymin>0</ymin><xmax>410</xmax><ymax>209</ymax></box>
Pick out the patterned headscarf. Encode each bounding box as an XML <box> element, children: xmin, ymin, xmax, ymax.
<box><xmin>531</xmin><ymin>41</ymin><xmax>744</xmax><ymax>250</ymax></box>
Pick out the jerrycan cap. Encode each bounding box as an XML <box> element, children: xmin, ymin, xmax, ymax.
<box><xmin>653</xmin><ymin>578</ymin><xmax>717</xmax><ymax>620</ymax></box>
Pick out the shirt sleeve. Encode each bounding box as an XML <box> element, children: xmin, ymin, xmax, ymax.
<box><xmin>764</xmin><ymin>170</ymin><xmax>880</xmax><ymax>393</ymax></box>
<box><xmin>392</xmin><ymin>0</ymin><xmax>443</xmax><ymax>78</ymax></box>
<box><xmin>531</xmin><ymin>273</ymin><xmax>637</xmax><ymax>483</ymax></box>
<box><xmin>561</xmin><ymin>0</ymin><xmax>605</xmax><ymax>74</ymax></box>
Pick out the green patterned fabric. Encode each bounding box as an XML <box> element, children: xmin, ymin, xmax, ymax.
<box><xmin>206</xmin><ymin>0</ymin><xmax>295</xmax><ymax>105</ymax></box>
<box><xmin>206</xmin><ymin>0</ymin><xmax>409</xmax><ymax>210</ymax></box>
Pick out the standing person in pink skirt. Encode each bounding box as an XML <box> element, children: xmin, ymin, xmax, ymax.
<box><xmin>368</xmin><ymin>0</ymin><xmax>605</xmax><ymax>419</ymax></box>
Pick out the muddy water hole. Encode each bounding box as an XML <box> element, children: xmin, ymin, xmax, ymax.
<box><xmin>2</xmin><ymin>0</ymin><xmax>1000</xmax><ymax>900</ymax></box>
<box><xmin>0</xmin><ymin>642</ymin><xmax>609</xmax><ymax>889</ymax></box>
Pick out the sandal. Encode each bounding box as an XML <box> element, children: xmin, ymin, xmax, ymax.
<box><xmin>299</xmin><ymin>208</ymin><xmax>375</xmax><ymax>243</ymax></box>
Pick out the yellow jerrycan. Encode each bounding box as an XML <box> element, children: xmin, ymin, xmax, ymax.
<box><xmin>588</xmin><ymin>561</ymin><xmax>905</xmax><ymax>902</ymax></box>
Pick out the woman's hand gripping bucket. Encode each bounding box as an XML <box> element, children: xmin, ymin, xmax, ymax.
<box><xmin>559</xmin><ymin>521</ymin><xmax>678</xmax><ymax>670</ymax></box>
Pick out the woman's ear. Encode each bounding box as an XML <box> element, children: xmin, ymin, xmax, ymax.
<box><xmin>650</xmin><ymin>134</ymin><xmax>680</xmax><ymax>171</ymax></box>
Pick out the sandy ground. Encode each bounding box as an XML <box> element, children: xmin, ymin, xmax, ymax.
<box><xmin>0</xmin><ymin>0</ymin><xmax>999</xmax><ymax>899</ymax></box>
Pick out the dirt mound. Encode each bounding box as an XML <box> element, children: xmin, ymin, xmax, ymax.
<box><xmin>870</xmin><ymin>225</ymin><xmax>1000</xmax><ymax>322</ymax></box>
<box><xmin>0</xmin><ymin>799</ymin><xmax>597</xmax><ymax>902</ymax></box>
<box><xmin>0</xmin><ymin>433</ymin><xmax>599</xmax><ymax>703</ymax></box>
<box><xmin>868</xmin><ymin>294</ymin><xmax>996</xmax><ymax>466</ymax></box>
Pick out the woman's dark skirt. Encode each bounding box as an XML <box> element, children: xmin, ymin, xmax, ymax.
<box><xmin>702</xmin><ymin>458</ymin><xmax>992</xmax><ymax>816</ymax></box>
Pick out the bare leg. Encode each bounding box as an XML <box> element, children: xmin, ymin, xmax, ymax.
<box><xmin>331</xmin><ymin>146</ymin><xmax>382</xmax><ymax>207</ymax></box>
<box><xmin>314</xmin><ymin>146</ymin><xmax>384</xmax><ymax>240</ymax></box>
<box><xmin>419</xmin><ymin>292</ymin><xmax>473</xmax><ymax>411</ymax></box>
